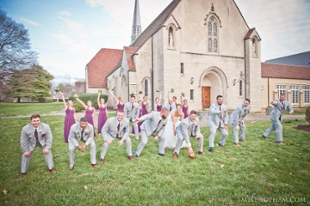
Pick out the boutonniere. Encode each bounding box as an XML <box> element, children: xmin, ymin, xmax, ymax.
<box><xmin>84</xmin><ymin>130</ymin><xmax>89</xmax><ymax>135</ymax></box>
<box><xmin>38</xmin><ymin>130</ymin><xmax>42</xmax><ymax>134</ymax></box>
<box><xmin>162</xmin><ymin>124</ymin><xmax>166</xmax><ymax>127</ymax></box>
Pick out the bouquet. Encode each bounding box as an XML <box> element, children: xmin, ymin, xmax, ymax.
<box><xmin>106</xmin><ymin>87</ymin><xmax>110</xmax><ymax>92</ymax></box>
<box><xmin>139</xmin><ymin>91</ymin><xmax>143</xmax><ymax>94</ymax></box>
<box><xmin>181</xmin><ymin>92</ymin><xmax>185</xmax><ymax>97</ymax></box>
<box><xmin>156</xmin><ymin>88</ymin><xmax>160</xmax><ymax>93</ymax></box>
<box><xmin>170</xmin><ymin>88</ymin><xmax>174</xmax><ymax>93</ymax></box>
<box><xmin>54</xmin><ymin>87</ymin><xmax>60</xmax><ymax>93</ymax></box>
<box><xmin>74</xmin><ymin>94</ymin><xmax>78</xmax><ymax>99</ymax></box>
<box><xmin>98</xmin><ymin>89</ymin><xmax>102</xmax><ymax>93</ymax></box>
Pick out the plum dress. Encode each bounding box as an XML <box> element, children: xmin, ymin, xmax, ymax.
<box><xmin>116</xmin><ymin>103</ymin><xmax>125</xmax><ymax>114</ymax></box>
<box><xmin>141</xmin><ymin>102</ymin><xmax>148</xmax><ymax>115</ymax></box>
<box><xmin>64</xmin><ymin>107</ymin><xmax>75</xmax><ymax>143</ymax></box>
<box><xmin>85</xmin><ymin>107</ymin><xmax>96</xmax><ymax>137</ymax></box>
<box><xmin>182</xmin><ymin>105</ymin><xmax>189</xmax><ymax>118</ymax></box>
<box><xmin>156</xmin><ymin>104</ymin><xmax>162</xmax><ymax>112</ymax></box>
<box><xmin>98</xmin><ymin>105</ymin><xmax>107</xmax><ymax>134</ymax></box>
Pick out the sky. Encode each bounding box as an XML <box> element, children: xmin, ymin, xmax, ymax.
<box><xmin>1</xmin><ymin>0</ymin><xmax>310</xmax><ymax>83</ymax></box>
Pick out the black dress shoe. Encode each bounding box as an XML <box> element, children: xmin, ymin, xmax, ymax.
<box><xmin>261</xmin><ymin>135</ymin><xmax>267</xmax><ymax>139</ymax></box>
<box><xmin>158</xmin><ymin>153</ymin><xmax>165</xmax><ymax>156</ymax></box>
<box><xmin>208</xmin><ymin>149</ymin><xmax>215</xmax><ymax>153</ymax></box>
<box><xmin>218</xmin><ymin>143</ymin><xmax>225</xmax><ymax>147</ymax></box>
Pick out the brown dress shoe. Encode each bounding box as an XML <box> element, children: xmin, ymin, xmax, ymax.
<box><xmin>127</xmin><ymin>156</ymin><xmax>134</xmax><ymax>161</ymax></box>
<box><xmin>49</xmin><ymin>168</ymin><xmax>56</xmax><ymax>174</ymax></box>
<box><xmin>239</xmin><ymin>139</ymin><xmax>245</xmax><ymax>142</ymax></box>
<box><xmin>234</xmin><ymin>143</ymin><xmax>240</xmax><ymax>146</ymax></box>
<box><xmin>262</xmin><ymin>135</ymin><xmax>267</xmax><ymax>139</ymax></box>
<box><xmin>91</xmin><ymin>164</ymin><xmax>97</xmax><ymax>168</ymax></box>
<box><xmin>275</xmin><ymin>141</ymin><xmax>284</xmax><ymax>145</ymax></box>
<box><xmin>172</xmin><ymin>152</ymin><xmax>178</xmax><ymax>159</ymax></box>
<box><xmin>68</xmin><ymin>165</ymin><xmax>74</xmax><ymax>171</ymax></box>
<box><xmin>100</xmin><ymin>159</ymin><xmax>104</xmax><ymax>164</ymax></box>
<box><xmin>18</xmin><ymin>173</ymin><xmax>27</xmax><ymax>179</ymax></box>
<box><xmin>198</xmin><ymin>151</ymin><xmax>205</xmax><ymax>155</ymax></box>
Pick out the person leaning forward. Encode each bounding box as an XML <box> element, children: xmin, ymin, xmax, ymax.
<box><xmin>18</xmin><ymin>114</ymin><xmax>56</xmax><ymax>178</ymax></box>
<box><xmin>68</xmin><ymin>117</ymin><xmax>97</xmax><ymax>171</ymax></box>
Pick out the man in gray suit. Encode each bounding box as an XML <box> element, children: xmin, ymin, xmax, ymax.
<box><xmin>68</xmin><ymin>117</ymin><xmax>97</xmax><ymax>171</ymax></box>
<box><xmin>124</xmin><ymin>95</ymin><xmax>140</xmax><ymax>140</ymax></box>
<box><xmin>163</xmin><ymin>99</ymin><xmax>176</xmax><ymax>112</ymax></box>
<box><xmin>18</xmin><ymin>114</ymin><xmax>56</xmax><ymax>178</ymax></box>
<box><xmin>207</xmin><ymin>95</ymin><xmax>229</xmax><ymax>152</ymax></box>
<box><xmin>229</xmin><ymin>98</ymin><xmax>251</xmax><ymax>146</ymax></box>
<box><xmin>100</xmin><ymin>110</ymin><xmax>134</xmax><ymax>164</ymax></box>
<box><xmin>134</xmin><ymin>108</ymin><xmax>169</xmax><ymax>156</ymax></box>
<box><xmin>262</xmin><ymin>94</ymin><xmax>293</xmax><ymax>145</ymax></box>
<box><xmin>173</xmin><ymin>110</ymin><xmax>204</xmax><ymax>159</ymax></box>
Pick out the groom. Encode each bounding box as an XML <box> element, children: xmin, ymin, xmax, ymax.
<box><xmin>124</xmin><ymin>95</ymin><xmax>140</xmax><ymax>140</ymax></box>
<box><xmin>173</xmin><ymin>110</ymin><xmax>204</xmax><ymax>159</ymax></box>
<box><xmin>100</xmin><ymin>110</ymin><xmax>133</xmax><ymax>164</ymax></box>
<box><xmin>134</xmin><ymin>108</ymin><xmax>169</xmax><ymax>157</ymax></box>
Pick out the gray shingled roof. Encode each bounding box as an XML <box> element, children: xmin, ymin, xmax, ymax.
<box><xmin>265</xmin><ymin>51</ymin><xmax>310</xmax><ymax>67</ymax></box>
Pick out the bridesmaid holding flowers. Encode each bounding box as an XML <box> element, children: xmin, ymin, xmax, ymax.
<box><xmin>154</xmin><ymin>89</ymin><xmax>162</xmax><ymax>112</ymax></box>
<box><xmin>76</xmin><ymin>96</ymin><xmax>96</xmax><ymax>137</ymax></box>
<box><xmin>97</xmin><ymin>91</ymin><xmax>108</xmax><ymax>134</ymax></box>
<box><xmin>109</xmin><ymin>90</ymin><xmax>125</xmax><ymax>113</ymax></box>
<box><xmin>141</xmin><ymin>96</ymin><xmax>149</xmax><ymax>115</ymax></box>
<box><xmin>60</xmin><ymin>92</ymin><xmax>77</xmax><ymax>143</ymax></box>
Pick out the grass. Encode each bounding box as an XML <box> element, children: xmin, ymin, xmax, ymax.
<box><xmin>0</xmin><ymin>112</ymin><xmax>309</xmax><ymax>205</ymax></box>
<box><xmin>0</xmin><ymin>102</ymin><xmax>63</xmax><ymax>117</ymax></box>
<box><xmin>284</xmin><ymin>106</ymin><xmax>308</xmax><ymax>115</ymax></box>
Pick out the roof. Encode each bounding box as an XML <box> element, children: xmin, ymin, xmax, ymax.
<box><xmin>265</xmin><ymin>51</ymin><xmax>310</xmax><ymax>67</ymax></box>
<box><xmin>130</xmin><ymin>0</ymin><xmax>181</xmax><ymax>48</ymax></box>
<box><xmin>86</xmin><ymin>48</ymin><xmax>123</xmax><ymax>88</ymax></box>
<box><xmin>261</xmin><ymin>62</ymin><xmax>310</xmax><ymax>80</ymax></box>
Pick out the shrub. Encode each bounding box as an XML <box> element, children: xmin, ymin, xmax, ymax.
<box><xmin>73</xmin><ymin>100</ymin><xmax>85</xmax><ymax>112</ymax></box>
<box><xmin>305</xmin><ymin>106</ymin><xmax>310</xmax><ymax>124</ymax></box>
<box><xmin>53</xmin><ymin>98</ymin><xmax>68</xmax><ymax>102</ymax></box>
<box><xmin>68</xmin><ymin>93</ymin><xmax>108</xmax><ymax>110</ymax></box>
<box><xmin>38</xmin><ymin>98</ymin><xmax>54</xmax><ymax>103</ymax></box>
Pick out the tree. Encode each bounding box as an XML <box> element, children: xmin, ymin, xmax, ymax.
<box><xmin>0</xmin><ymin>9</ymin><xmax>37</xmax><ymax>80</ymax></box>
<box><xmin>6</xmin><ymin>64</ymin><xmax>54</xmax><ymax>102</ymax></box>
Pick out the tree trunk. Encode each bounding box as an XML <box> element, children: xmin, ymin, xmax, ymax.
<box><xmin>17</xmin><ymin>97</ymin><xmax>21</xmax><ymax>102</ymax></box>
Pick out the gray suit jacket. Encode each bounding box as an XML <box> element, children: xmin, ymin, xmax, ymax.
<box><xmin>124</xmin><ymin>102</ymin><xmax>140</xmax><ymax>120</ymax></box>
<box><xmin>68</xmin><ymin>122</ymin><xmax>94</xmax><ymax>147</ymax></box>
<box><xmin>140</xmin><ymin>111</ymin><xmax>168</xmax><ymax>137</ymax></box>
<box><xmin>20</xmin><ymin>122</ymin><xmax>53</xmax><ymax>153</ymax></box>
<box><xmin>163</xmin><ymin>103</ymin><xmax>176</xmax><ymax>112</ymax></box>
<box><xmin>270</xmin><ymin>99</ymin><xmax>293</xmax><ymax>121</ymax></box>
<box><xmin>176</xmin><ymin>117</ymin><xmax>201</xmax><ymax>146</ymax></box>
<box><xmin>229</xmin><ymin>104</ymin><xmax>251</xmax><ymax>125</ymax></box>
<box><xmin>208</xmin><ymin>103</ymin><xmax>229</xmax><ymax>128</ymax></box>
<box><xmin>101</xmin><ymin>116</ymin><xmax>129</xmax><ymax>141</ymax></box>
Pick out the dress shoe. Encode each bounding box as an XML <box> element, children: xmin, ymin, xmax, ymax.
<box><xmin>91</xmin><ymin>164</ymin><xmax>97</xmax><ymax>168</ymax></box>
<box><xmin>134</xmin><ymin>153</ymin><xmax>139</xmax><ymax>157</ymax></box>
<box><xmin>172</xmin><ymin>152</ymin><xmax>178</xmax><ymax>159</ymax></box>
<box><xmin>208</xmin><ymin>149</ymin><xmax>215</xmax><ymax>153</ymax></box>
<box><xmin>158</xmin><ymin>153</ymin><xmax>165</xmax><ymax>156</ymax></box>
<box><xmin>100</xmin><ymin>159</ymin><xmax>104</xmax><ymax>164</ymax></box>
<box><xmin>49</xmin><ymin>168</ymin><xmax>56</xmax><ymax>174</ymax></box>
<box><xmin>127</xmin><ymin>156</ymin><xmax>134</xmax><ymax>160</ymax></box>
<box><xmin>234</xmin><ymin>143</ymin><xmax>240</xmax><ymax>146</ymax></box>
<box><xmin>239</xmin><ymin>139</ymin><xmax>245</xmax><ymax>142</ymax></box>
<box><xmin>18</xmin><ymin>173</ymin><xmax>27</xmax><ymax>179</ymax></box>
<box><xmin>218</xmin><ymin>143</ymin><xmax>225</xmax><ymax>147</ymax></box>
<box><xmin>68</xmin><ymin>165</ymin><xmax>74</xmax><ymax>171</ymax></box>
<box><xmin>198</xmin><ymin>151</ymin><xmax>205</xmax><ymax>155</ymax></box>
<box><xmin>261</xmin><ymin>135</ymin><xmax>267</xmax><ymax>139</ymax></box>
<box><xmin>275</xmin><ymin>141</ymin><xmax>284</xmax><ymax>145</ymax></box>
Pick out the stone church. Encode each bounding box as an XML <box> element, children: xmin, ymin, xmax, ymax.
<box><xmin>87</xmin><ymin>0</ymin><xmax>262</xmax><ymax>111</ymax></box>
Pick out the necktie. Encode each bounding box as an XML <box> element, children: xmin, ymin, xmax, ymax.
<box><xmin>219</xmin><ymin>106</ymin><xmax>221</xmax><ymax>111</ymax></box>
<box><xmin>132</xmin><ymin>103</ymin><xmax>134</xmax><ymax>110</ymax></box>
<box><xmin>34</xmin><ymin>128</ymin><xmax>38</xmax><ymax>140</ymax></box>
<box><xmin>170</xmin><ymin>105</ymin><xmax>172</xmax><ymax>111</ymax></box>
<box><xmin>117</xmin><ymin>123</ymin><xmax>120</xmax><ymax>131</ymax></box>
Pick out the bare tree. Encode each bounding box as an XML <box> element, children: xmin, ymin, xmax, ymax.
<box><xmin>0</xmin><ymin>9</ymin><xmax>37</xmax><ymax>80</ymax></box>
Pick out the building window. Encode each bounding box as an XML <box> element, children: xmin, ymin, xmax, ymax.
<box><xmin>144</xmin><ymin>79</ymin><xmax>148</xmax><ymax>96</ymax></box>
<box><xmin>207</xmin><ymin>15</ymin><xmax>218</xmax><ymax>53</ymax></box>
<box><xmin>168</xmin><ymin>27</ymin><xmax>174</xmax><ymax>48</ymax></box>
<box><xmin>239</xmin><ymin>80</ymin><xmax>242</xmax><ymax>96</ymax></box>
<box><xmin>290</xmin><ymin>85</ymin><xmax>299</xmax><ymax>104</ymax></box>
<box><xmin>180</xmin><ymin>63</ymin><xmax>184</xmax><ymax>74</ymax></box>
<box><xmin>303</xmin><ymin>86</ymin><xmax>310</xmax><ymax>103</ymax></box>
<box><xmin>277</xmin><ymin>85</ymin><xmax>286</xmax><ymax>98</ymax></box>
<box><xmin>190</xmin><ymin>89</ymin><xmax>194</xmax><ymax>100</ymax></box>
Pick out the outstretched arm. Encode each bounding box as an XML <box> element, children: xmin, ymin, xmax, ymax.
<box><xmin>76</xmin><ymin>98</ymin><xmax>87</xmax><ymax>109</ymax></box>
<box><xmin>109</xmin><ymin>91</ymin><xmax>119</xmax><ymax>104</ymax></box>
<box><xmin>60</xmin><ymin>92</ymin><xmax>67</xmax><ymax>109</ymax></box>
<box><xmin>97</xmin><ymin>93</ymin><xmax>101</xmax><ymax>108</ymax></box>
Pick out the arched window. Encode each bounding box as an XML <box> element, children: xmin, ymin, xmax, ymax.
<box><xmin>168</xmin><ymin>27</ymin><xmax>174</xmax><ymax>48</ymax></box>
<box><xmin>144</xmin><ymin>79</ymin><xmax>148</xmax><ymax>96</ymax></box>
<box><xmin>207</xmin><ymin>15</ymin><xmax>218</xmax><ymax>53</ymax></box>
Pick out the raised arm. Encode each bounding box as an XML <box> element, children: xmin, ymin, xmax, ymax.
<box><xmin>109</xmin><ymin>91</ymin><xmax>119</xmax><ymax>104</ymax></box>
<box><xmin>76</xmin><ymin>98</ymin><xmax>87</xmax><ymax>109</ymax></box>
<box><xmin>60</xmin><ymin>92</ymin><xmax>67</xmax><ymax>109</ymax></box>
<box><xmin>97</xmin><ymin>93</ymin><xmax>101</xmax><ymax>108</ymax></box>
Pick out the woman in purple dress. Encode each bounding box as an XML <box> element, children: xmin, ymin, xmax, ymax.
<box><xmin>109</xmin><ymin>91</ymin><xmax>124</xmax><ymax>114</ymax></box>
<box><xmin>154</xmin><ymin>92</ymin><xmax>162</xmax><ymax>111</ymax></box>
<box><xmin>180</xmin><ymin>96</ymin><xmax>189</xmax><ymax>118</ymax></box>
<box><xmin>141</xmin><ymin>96</ymin><xmax>149</xmax><ymax>115</ymax></box>
<box><xmin>76</xmin><ymin>97</ymin><xmax>96</xmax><ymax>137</ymax></box>
<box><xmin>97</xmin><ymin>92</ymin><xmax>108</xmax><ymax>134</ymax></box>
<box><xmin>61</xmin><ymin>92</ymin><xmax>76</xmax><ymax>143</ymax></box>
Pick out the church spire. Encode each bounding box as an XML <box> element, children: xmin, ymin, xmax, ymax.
<box><xmin>131</xmin><ymin>0</ymin><xmax>142</xmax><ymax>44</ymax></box>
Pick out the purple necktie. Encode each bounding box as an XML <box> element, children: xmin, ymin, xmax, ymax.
<box><xmin>117</xmin><ymin>123</ymin><xmax>120</xmax><ymax>131</ymax></box>
<box><xmin>34</xmin><ymin>129</ymin><xmax>38</xmax><ymax>140</ymax></box>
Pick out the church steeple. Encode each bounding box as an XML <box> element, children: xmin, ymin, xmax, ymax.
<box><xmin>131</xmin><ymin>0</ymin><xmax>142</xmax><ymax>44</ymax></box>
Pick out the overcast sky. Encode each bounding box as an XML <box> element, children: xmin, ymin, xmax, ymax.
<box><xmin>1</xmin><ymin>0</ymin><xmax>310</xmax><ymax>82</ymax></box>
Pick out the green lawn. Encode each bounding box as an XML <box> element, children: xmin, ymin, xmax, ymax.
<box><xmin>0</xmin><ymin>114</ymin><xmax>309</xmax><ymax>205</ymax></box>
<box><xmin>0</xmin><ymin>102</ymin><xmax>63</xmax><ymax>117</ymax></box>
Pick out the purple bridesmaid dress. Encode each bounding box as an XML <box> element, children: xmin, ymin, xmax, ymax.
<box><xmin>182</xmin><ymin>105</ymin><xmax>189</xmax><ymax>118</ymax></box>
<box><xmin>116</xmin><ymin>103</ymin><xmax>125</xmax><ymax>115</ymax></box>
<box><xmin>98</xmin><ymin>105</ymin><xmax>107</xmax><ymax>134</ymax></box>
<box><xmin>156</xmin><ymin>104</ymin><xmax>162</xmax><ymax>112</ymax></box>
<box><xmin>85</xmin><ymin>107</ymin><xmax>96</xmax><ymax>137</ymax></box>
<box><xmin>64</xmin><ymin>107</ymin><xmax>75</xmax><ymax>143</ymax></box>
<box><xmin>141</xmin><ymin>102</ymin><xmax>148</xmax><ymax>115</ymax></box>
